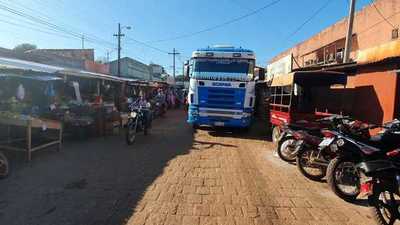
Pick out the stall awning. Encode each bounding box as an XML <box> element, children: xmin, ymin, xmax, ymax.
<box><xmin>269</xmin><ymin>71</ymin><xmax>347</xmax><ymax>87</ymax></box>
<box><xmin>269</xmin><ymin>73</ymin><xmax>294</xmax><ymax>87</ymax></box>
<box><xmin>357</xmin><ymin>39</ymin><xmax>400</xmax><ymax>65</ymax></box>
<box><xmin>0</xmin><ymin>57</ymin><xmax>63</xmax><ymax>73</ymax></box>
<box><xmin>0</xmin><ymin>73</ymin><xmax>63</xmax><ymax>81</ymax></box>
<box><xmin>0</xmin><ymin>57</ymin><xmax>124</xmax><ymax>83</ymax></box>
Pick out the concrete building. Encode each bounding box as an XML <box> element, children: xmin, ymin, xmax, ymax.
<box><xmin>149</xmin><ymin>63</ymin><xmax>165</xmax><ymax>81</ymax></box>
<box><xmin>27</xmin><ymin>49</ymin><xmax>95</xmax><ymax>61</ymax></box>
<box><xmin>107</xmin><ymin>57</ymin><xmax>151</xmax><ymax>80</ymax></box>
<box><xmin>268</xmin><ymin>0</ymin><xmax>400</xmax><ymax>124</ymax></box>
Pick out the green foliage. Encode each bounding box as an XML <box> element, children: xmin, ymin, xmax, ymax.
<box><xmin>13</xmin><ymin>43</ymin><xmax>37</xmax><ymax>54</ymax></box>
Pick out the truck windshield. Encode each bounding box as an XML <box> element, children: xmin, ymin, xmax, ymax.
<box><xmin>192</xmin><ymin>58</ymin><xmax>254</xmax><ymax>81</ymax></box>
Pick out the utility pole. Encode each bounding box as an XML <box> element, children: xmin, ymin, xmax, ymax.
<box><xmin>113</xmin><ymin>23</ymin><xmax>124</xmax><ymax>77</ymax></box>
<box><xmin>168</xmin><ymin>48</ymin><xmax>180</xmax><ymax>82</ymax></box>
<box><xmin>344</xmin><ymin>0</ymin><xmax>356</xmax><ymax>63</ymax></box>
<box><xmin>106</xmin><ymin>51</ymin><xmax>110</xmax><ymax>63</ymax></box>
<box><xmin>81</xmin><ymin>35</ymin><xmax>85</xmax><ymax>49</ymax></box>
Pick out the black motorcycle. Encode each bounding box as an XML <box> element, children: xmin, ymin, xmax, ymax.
<box><xmin>0</xmin><ymin>151</ymin><xmax>9</xmax><ymax>178</ymax></box>
<box><xmin>295</xmin><ymin>116</ymin><xmax>370</xmax><ymax>181</ymax></box>
<box><xmin>126</xmin><ymin>101</ymin><xmax>151</xmax><ymax>145</ymax></box>
<box><xmin>356</xmin><ymin>150</ymin><xmax>400</xmax><ymax>225</ymax></box>
<box><xmin>325</xmin><ymin>119</ymin><xmax>400</xmax><ymax>202</ymax></box>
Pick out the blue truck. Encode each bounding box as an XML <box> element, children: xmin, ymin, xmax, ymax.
<box><xmin>184</xmin><ymin>46</ymin><xmax>256</xmax><ymax>129</ymax></box>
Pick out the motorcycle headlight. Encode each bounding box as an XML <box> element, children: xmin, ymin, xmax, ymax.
<box><xmin>330</xmin><ymin>144</ymin><xmax>339</xmax><ymax>152</ymax></box>
<box><xmin>337</xmin><ymin>139</ymin><xmax>345</xmax><ymax>147</ymax></box>
<box><xmin>130</xmin><ymin>112</ymin><xmax>137</xmax><ymax>118</ymax></box>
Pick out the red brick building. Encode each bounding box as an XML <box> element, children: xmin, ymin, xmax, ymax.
<box><xmin>268</xmin><ymin>0</ymin><xmax>400</xmax><ymax>124</ymax></box>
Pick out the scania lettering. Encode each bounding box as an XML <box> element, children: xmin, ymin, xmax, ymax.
<box><xmin>184</xmin><ymin>46</ymin><xmax>256</xmax><ymax>128</ymax></box>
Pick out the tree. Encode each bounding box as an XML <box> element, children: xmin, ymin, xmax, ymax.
<box><xmin>13</xmin><ymin>43</ymin><xmax>37</xmax><ymax>54</ymax></box>
<box><xmin>95</xmin><ymin>56</ymin><xmax>108</xmax><ymax>64</ymax></box>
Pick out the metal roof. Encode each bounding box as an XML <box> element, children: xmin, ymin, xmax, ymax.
<box><xmin>0</xmin><ymin>73</ymin><xmax>63</xmax><ymax>81</ymax></box>
<box><xmin>0</xmin><ymin>56</ymin><xmax>64</xmax><ymax>73</ymax></box>
<box><xmin>0</xmin><ymin>56</ymin><xmax>123</xmax><ymax>82</ymax></box>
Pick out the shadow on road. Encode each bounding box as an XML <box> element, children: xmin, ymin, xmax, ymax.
<box><xmin>192</xmin><ymin>140</ymin><xmax>237</xmax><ymax>150</ymax></box>
<box><xmin>0</xmin><ymin>109</ymin><xmax>195</xmax><ymax>225</ymax></box>
<box><xmin>204</xmin><ymin>119</ymin><xmax>272</xmax><ymax>142</ymax></box>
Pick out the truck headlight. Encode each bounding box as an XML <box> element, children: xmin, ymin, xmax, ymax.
<box><xmin>243</xmin><ymin>112</ymin><xmax>251</xmax><ymax>117</ymax></box>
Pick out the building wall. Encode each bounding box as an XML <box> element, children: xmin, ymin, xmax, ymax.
<box><xmin>108</xmin><ymin>57</ymin><xmax>151</xmax><ymax>80</ymax></box>
<box><xmin>270</xmin><ymin>0</ymin><xmax>400</xmax><ymax>66</ymax></box>
<box><xmin>347</xmin><ymin>65</ymin><xmax>399</xmax><ymax>124</ymax></box>
<box><xmin>84</xmin><ymin>60</ymin><xmax>110</xmax><ymax>74</ymax></box>
<box><xmin>268</xmin><ymin>0</ymin><xmax>400</xmax><ymax>124</ymax></box>
<box><xmin>28</xmin><ymin>49</ymin><xmax>95</xmax><ymax>61</ymax></box>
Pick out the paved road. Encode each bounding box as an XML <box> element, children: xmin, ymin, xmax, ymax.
<box><xmin>0</xmin><ymin>110</ymin><xmax>378</xmax><ymax>225</ymax></box>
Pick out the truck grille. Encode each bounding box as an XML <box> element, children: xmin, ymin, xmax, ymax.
<box><xmin>198</xmin><ymin>87</ymin><xmax>244</xmax><ymax>109</ymax></box>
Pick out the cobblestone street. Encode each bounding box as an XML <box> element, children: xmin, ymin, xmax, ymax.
<box><xmin>0</xmin><ymin>110</ymin><xmax>379</xmax><ymax>225</ymax></box>
<box><xmin>126</xmin><ymin>111</ymin><xmax>377</xmax><ymax>225</ymax></box>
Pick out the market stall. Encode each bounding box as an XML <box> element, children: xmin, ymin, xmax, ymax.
<box><xmin>56</xmin><ymin>70</ymin><xmax>124</xmax><ymax>137</ymax></box>
<box><xmin>0</xmin><ymin>73</ymin><xmax>63</xmax><ymax>161</ymax></box>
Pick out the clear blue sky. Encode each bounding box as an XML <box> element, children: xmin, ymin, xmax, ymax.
<box><xmin>0</xmin><ymin>0</ymin><xmax>371</xmax><ymax>73</ymax></box>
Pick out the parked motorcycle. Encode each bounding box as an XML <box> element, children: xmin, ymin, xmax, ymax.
<box><xmin>126</xmin><ymin>100</ymin><xmax>152</xmax><ymax>145</ymax></box>
<box><xmin>277</xmin><ymin>115</ymin><xmax>350</xmax><ymax>163</ymax></box>
<box><xmin>325</xmin><ymin>119</ymin><xmax>400</xmax><ymax>202</ymax></box>
<box><xmin>356</xmin><ymin>149</ymin><xmax>400</xmax><ymax>225</ymax></box>
<box><xmin>295</xmin><ymin>116</ymin><xmax>368</xmax><ymax>181</ymax></box>
<box><xmin>276</xmin><ymin>122</ymin><xmax>322</xmax><ymax>163</ymax></box>
<box><xmin>0</xmin><ymin>151</ymin><xmax>9</xmax><ymax>178</ymax></box>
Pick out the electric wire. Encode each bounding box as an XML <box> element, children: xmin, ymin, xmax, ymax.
<box><xmin>148</xmin><ymin>0</ymin><xmax>283</xmax><ymax>43</ymax></box>
<box><xmin>370</xmin><ymin>0</ymin><xmax>396</xmax><ymax>29</ymax></box>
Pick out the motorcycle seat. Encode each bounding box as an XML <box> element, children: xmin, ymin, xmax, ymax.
<box><xmin>370</xmin><ymin>133</ymin><xmax>400</xmax><ymax>150</ymax></box>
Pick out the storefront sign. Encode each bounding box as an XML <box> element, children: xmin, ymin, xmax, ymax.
<box><xmin>267</xmin><ymin>54</ymin><xmax>292</xmax><ymax>81</ymax></box>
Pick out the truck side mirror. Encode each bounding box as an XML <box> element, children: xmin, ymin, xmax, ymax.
<box><xmin>183</xmin><ymin>60</ymin><xmax>190</xmax><ymax>78</ymax></box>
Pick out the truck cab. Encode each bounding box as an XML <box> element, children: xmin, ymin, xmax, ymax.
<box><xmin>185</xmin><ymin>46</ymin><xmax>256</xmax><ymax>128</ymax></box>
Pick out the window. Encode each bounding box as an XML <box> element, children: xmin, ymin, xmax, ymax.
<box><xmin>392</xmin><ymin>28</ymin><xmax>399</xmax><ymax>40</ymax></box>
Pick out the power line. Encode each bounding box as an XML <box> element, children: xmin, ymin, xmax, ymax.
<box><xmin>125</xmin><ymin>36</ymin><xmax>169</xmax><ymax>54</ymax></box>
<box><xmin>0</xmin><ymin>17</ymin><xmax>75</xmax><ymax>40</ymax></box>
<box><xmin>148</xmin><ymin>0</ymin><xmax>283</xmax><ymax>43</ymax></box>
<box><xmin>371</xmin><ymin>0</ymin><xmax>396</xmax><ymax>29</ymax></box>
<box><xmin>0</xmin><ymin>2</ymin><xmax>115</xmax><ymax>49</ymax></box>
<box><xmin>358</xmin><ymin>9</ymin><xmax>400</xmax><ymax>36</ymax></box>
<box><xmin>285</xmin><ymin>0</ymin><xmax>332</xmax><ymax>40</ymax></box>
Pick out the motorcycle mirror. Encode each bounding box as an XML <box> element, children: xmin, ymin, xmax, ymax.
<box><xmin>127</xmin><ymin>97</ymin><xmax>133</xmax><ymax>104</ymax></box>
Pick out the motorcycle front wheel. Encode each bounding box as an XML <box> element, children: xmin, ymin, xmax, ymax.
<box><xmin>370</xmin><ymin>182</ymin><xmax>400</xmax><ymax>225</ymax></box>
<box><xmin>0</xmin><ymin>151</ymin><xmax>9</xmax><ymax>179</ymax></box>
<box><xmin>327</xmin><ymin>157</ymin><xmax>360</xmax><ymax>202</ymax></box>
<box><xmin>126</xmin><ymin>122</ymin><xmax>137</xmax><ymax>145</ymax></box>
<box><xmin>296</xmin><ymin>147</ymin><xmax>326</xmax><ymax>181</ymax></box>
<box><xmin>277</xmin><ymin>137</ymin><xmax>297</xmax><ymax>163</ymax></box>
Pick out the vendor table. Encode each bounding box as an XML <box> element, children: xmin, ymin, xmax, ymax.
<box><xmin>0</xmin><ymin>116</ymin><xmax>62</xmax><ymax>161</ymax></box>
